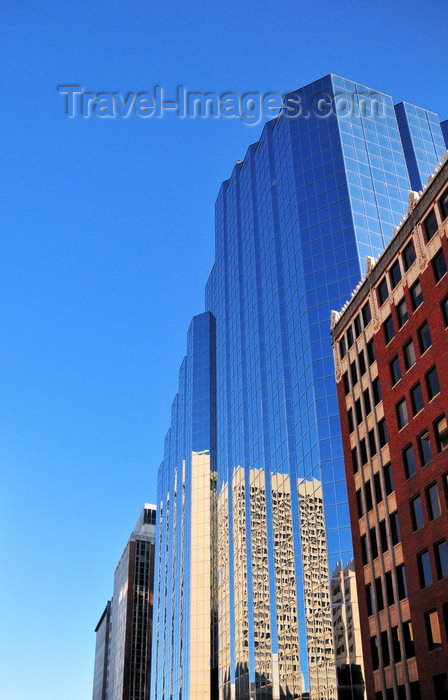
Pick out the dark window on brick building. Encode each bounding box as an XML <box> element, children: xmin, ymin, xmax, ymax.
<box><xmin>347</xmin><ymin>408</ymin><xmax>354</xmax><ymax>433</ymax></box>
<box><xmin>363</xmin><ymin>388</ymin><xmax>371</xmax><ymax>416</ymax></box>
<box><xmin>396</xmin><ymin>564</ymin><xmax>407</xmax><ymax>599</ymax></box>
<box><xmin>347</xmin><ymin>325</ymin><xmax>354</xmax><ymax>348</ymax></box>
<box><xmin>410</xmin><ymin>382</ymin><xmax>424</xmax><ymax>415</ymax></box>
<box><xmin>418</xmin><ymin>430</ymin><xmax>432</xmax><ymax>466</ymax></box>
<box><xmin>383</xmin><ymin>462</ymin><xmax>394</xmax><ymax>495</ymax></box>
<box><xmin>410</xmin><ymin>279</ymin><xmax>423</xmax><ymax>310</ymax></box>
<box><xmin>426</xmin><ymin>365</ymin><xmax>440</xmax><ymax>400</ymax></box>
<box><xmin>355</xmin><ymin>398</ymin><xmax>362</xmax><ymax>425</ymax></box>
<box><xmin>396</xmin><ymin>297</ymin><xmax>408</xmax><ymax>327</ymax></box>
<box><xmin>425</xmin><ymin>610</ymin><xmax>442</xmax><ymax>650</ymax></box>
<box><xmin>368</xmin><ymin>429</ymin><xmax>377</xmax><ymax>458</ymax></box>
<box><xmin>390</xmin><ymin>259</ymin><xmax>402</xmax><ymax>288</ymax></box>
<box><xmin>366</xmin><ymin>583</ymin><xmax>374</xmax><ymax>615</ymax></box>
<box><xmin>361</xmin><ymin>534</ymin><xmax>368</xmax><ymax>565</ymax></box>
<box><xmin>367</xmin><ymin>339</ymin><xmax>376</xmax><ymax>364</ymax></box>
<box><xmin>378</xmin><ymin>277</ymin><xmax>389</xmax><ymax>306</ymax></box>
<box><xmin>352</xmin><ymin>446</ymin><xmax>358</xmax><ymax>473</ymax></box>
<box><xmin>402</xmin><ymin>239</ymin><xmax>416</xmax><ymax>270</ymax></box>
<box><xmin>390</xmin><ymin>511</ymin><xmax>400</xmax><ymax>545</ymax></box>
<box><xmin>440</xmin><ymin>189</ymin><xmax>448</xmax><ymax>220</ymax></box>
<box><xmin>374</xmin><ymin>472</ymin><xmax>382</xmax><ymax>504</ymax></box>
<box><xmin>403</xmin><ymin>338</ymin><xmax>416</xmax><ymax>370</ymax></box>
<box><xmin>372</xmin><ymin>377</ymin><xmax>381</xmax><ymax>405</ymax></box>
<box><xmin>365</xmin><ymin>480</ymin><xmax>373</xmax><ymax>511</ymax></box>
<box><xmin>378</xmin><ymin>418</ymin><xmax>388</xmax><ymax>448</ymax></box>
<box><xmin>435</xmin><ymin>540</ymin><xmax>448</xmax><ymax>579</ymax></box>
<box><xmin>417</xmin><ymin>550</ymin><xmax>432</xmax><ymax>588</ymax></box>
<box><xmin>433</xmin><ymin>674</ymin><xmax>448</xmax><ymax>698</ymax></box>
<box><xmin>342</xmin><ymin>371</ymin><xmax>350</xmax><ymax>396</ymax></box>
<box><xmin>390</xmin><ymin>355</ymin><xmax>401</xmax><ymax>385</ymax></box>
<box><xmin>384</xmin><ymin>315</ymin><xmax>395</xmax><ymax>344</ymax></box>
<box><xmin>339</xmin><ymin>336</ymin><xmax>346</xmax><ymax>358</ymax></box>
<box><xmin>396</xmin><ymin>398</ymin><xmax>408</xmax><ymax>429</ymax></box>
<box><xmin>432</xmin><ymin>247</ymin><xmax>447</xmax><ymax>283</ymax></box>
<box><xmin>375</xmin><ymin>576</ymin><xmax>384</xmax><ymax>611</ymax></box>
<box><xmin>350</xmin><ymin>360</ymin><xmax>358</xmax><ymax>386</ymax></box>
<box><xmin>426</xmin><ymin>483</ymin><xmax>441</xmax><ymax>521</ymax></box>
<box><xmin>403</xmin><ymin>443</ymin><xmax>417</xmax><ymax>478</ymax></box>
<box><xmin>418</xmin><ymin>320</ymin><xmax>431</xmax><ymax>353</ymax></box>
<box><xmin>423</xmin><ymin>209</ymin><xmax>438</xmax><ymax>241</ymax></box>
<box><xmin>360</xmin><ymin>438</ymin><xmax>368</xmax><ymax>466</ymax></box>
<box><xmin>411</xmin><ymin>495</ymin><xmax>424</xmax><ymax>531</ymax></box>
<box><xmin>403</xmin><ymin>621</ymin><xmax>415</xmax><ymax>658</ymax></box>
<box><xmin>370</xmin><ymin>526</ymin><xmax>378</xmax><ymax>559</ymax></box>
<box><xmin>362</xmin><ymin>301</ymin><xmax>371</xmax><ymax>326</ymax></box>
<box><xmin>358</xmin><ymin>349</ymin><xmax>366</xmax><ymax>376</ymax></box>
<box><xmin>441</xmin><ymin>295</ymin><xmax>448</xmax><ymax>327</ymax></box>
<box><xmin>379</xmin><ymin>519</ymin><xmax>388</xmax><ymax>553</ymax></box>
<box><xmin>356</xmin><ymin>489</ymin><xmax>363</xmax><ymax>518</ymax></box>
<box><xmin>354</xmin><ymin>314</ymin><xmax>362</xmax><ymax>338</ymax></box>
<box><xmin>434</xmin><ymin>415</ymin><xmax>448</xmax><ymax>453</ymax></box>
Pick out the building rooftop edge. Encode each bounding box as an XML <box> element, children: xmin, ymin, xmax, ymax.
<box><xmin>331</xmin><ymin>152</ymin><xmax>448</xmax><ymax>338</ymax></box>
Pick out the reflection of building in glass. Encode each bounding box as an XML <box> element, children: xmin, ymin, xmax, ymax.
<box><xmin>298</xmin><ymin>479</ymin><xmax>336</xmax><ymax>700</ymax></box>
<box><xmin>92</xmin><ymin>504</ymin><xmax>156</xmax><ymax>700</ymax></box>
<box><xmin>331</xmin><ymin>561</ymin><xmax>364</xmax><ymax>699</ymax></box>
<box><xmin>151</xmin><ymin>75</ymin><xmax>447</xmax><ymax>700</ymax></box>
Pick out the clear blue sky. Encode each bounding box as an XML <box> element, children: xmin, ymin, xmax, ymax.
<box><xmin>1</xmin><ymin>1</ymin><xmax>447</xmax><ymax>698</ymax></box>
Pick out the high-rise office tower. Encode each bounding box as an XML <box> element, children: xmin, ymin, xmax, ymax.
<box><xmin>93</xmin><ymin>504</ymin><xmax>156</xmax><ymax>700</ymax></box>
<box><xmin>331</xmin><ymin>158</ymin><xmax>448</xmax><ymax>700</ymax></box>
<box><xmin>151</xmin><ymin>75</ymin><xmax>446</xmax><ymax>700</ymax></box>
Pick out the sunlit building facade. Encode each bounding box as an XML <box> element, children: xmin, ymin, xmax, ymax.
<box><xmin>93</xmin><ymin>504</ymin><xmax>156</xmax><ymax>700</ymax></box>
<box><xmin>151</xmin><ymin>75</ymin><xmax>447</xmax><ymax>700</ymax></box>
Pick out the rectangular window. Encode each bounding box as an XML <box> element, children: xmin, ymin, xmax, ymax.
<box><xmin>372</xmin><ymin>377</ymin><xmax>381</xmax><ymax>405</ymax></box>
<box><xmin>426</xmin><ymin>365</ymin><xmax>440</xmax><ymax>400</ymax></box>
<box><xmin>383</xmin><ymin>462</ymin><xmax>394</xmax><ymax>495</ymax></box>
<box><xmin>418</xmin><ymin>430</ymin><xmax>432</xmax><ymax>466</ymax></box>
<box><xmin>396</xmin><ymin>297</ymin><xmax>409</xmax><ymax>327</ymax></box>
<box><xmin>362</xmin><ymin>301</ymin><xmax>371</xmax><ymax>326</ymax></box>
<box><xmin>370</xmin><ymin>526</ymin><xmax>378</xmax><ymax>559</ymax></box>
<box><xmin>417</xmin><ymin>550</ymin><xmax>433</xmax><ymax>588</ymax></box>
<box><xmin>441</xmin><ymin>189</ymin><xmax>448</xmax><ymax>220</ymax></box>
<box><xmin>374</xmin><ymin>471</ymin><xmax>382</xmax><ymax>503</ymax></box>
<box><xmin>347</xmin><ymin>326</ymin><xmax>354</xmax><ymax>348</ymax></box>
<box><xmin>365</xmin><ymin>480</ymin><xmax>373</xmax><ymax>511</ymax></box>
<box><xmin>396</xmin><ymin>398</ymin><xmax>408</xmax><ymax>430</ymax></box>
<box><xmin>403</xmin><ymin>621</ymin><xmax>415</xmax><ymax>658</ymax></box>
<box><xmin>356</xmin><ymin>489</ymin><xmax>363</xmax><ymax>518</ymax></box>
<box><xmin>441</xmin><ymin>295</ymin><xmax>448</xmax><ymax>327</ymax></box>
<box><xmin>426</xmin><ymin>482</ymin><xmax>441</xmax><ymax>520</ymax></box>
<box><xmin>371</xmin><ymin>636</ymin><xmax>379</xmax><ymax>670</ymax></box>
<box><xmin>432</xmin><ymin>247</ymin><xmax>447</xmax><ymax>283</ymax></box>
<box><xmin>368</xmin><ymin>429</ymin><xmax>377</xmax><ymax>458</ymax></box>
<box><xmin>379</xmin><ymin>519</ymin><xmax>388</xmax><ymax>553</ymax></box>
<box><xmin>378</xmin><ymin>277</ymin><xmax>389</xmax><ymax>306</ymax></box>
<box><xmin>358</xmin><ymin>349</ymin><xmax>366</xmax><ymax>376</ymax></box>
<box><xmin>423</xmin><ymin>209</ymin><xmax>438</xmax><ymax>241</ymax></box>
<box><xmin>425</xmin><ymin>610</ymin><xmax>442</xmax><ymax>650</ymax></box>
<box><xmin>355</xmin><ymin>398</ymin><xmax>362</xmax><ymax>425</ymax></box>
<box><xmin>381</xmin><ymin>629</ymin><xmax>390</xmax><ymax>666</ymax></box>
<box><xmin>375</xmin><ymin>576</ymin><xmax>384</xmax><ymax>611</ymax></box>
<box><xmin>384</xmin><ymin>315</ymin><xmax>395</xmax><ymax>344</ymax></box>
<box><xmin>435</xmin><ymin>540</ymin><xmax>448</xmax><ymax>579</ymax></box>
<box><xmin>433</xmin><ymin>674</ymin><xmax>448</xmax><ymax>698</ymax></box>
<box><xmin>434</xmin><ymin>415</ymin><xmax>448</xmax><ymax>452</ymax></box>
<box><xmin>347</xmin><ymin>408</ymin><xmax>354</xmax><ymax>433</ymax></box>
<box><xmin>339</xmin><ymin>337</ymin><xmax>346</xmax><ymax>358</ymax></box>
<box><xmin>354</xmin><ymin>314</ymin><xmax>362</xmax><ymax>338</ymax></box>
<box><xmin>385</xmin><ymin>570</ymin><xmax>394</xmax><ymax>606</ymax></box>
<box><xmin>390</xmin><ymin>511</ymin><xmax>400</xmax><ymax>545</ymax></box>
<box><xmin>410</xmin><ymin>279</ymin><xmax>423</xmax><ymax>310</ymax></box>
<box><xmin>363</xmin><ymin>388</ymin><xmax>371</xmax><ymax>416</ymax></box>
<box><xmin>403</xmin><ymin>338</ymin><xmax>416</xmax><ymax>370</ymax></box>
<box><xmin>361</xmin><ymin>534</ymin><xmax>368</xmax><ymax>565</ymax></box>
<box><xmin>410</xmin><ymin>494</ymin><xmax>424</xmax><ymax>531</ymax></box>
<box><xmin>350</xmin><ymin>360</ymin><xmax>358</xmax><ymax>386</ymax></box>
<box><xmin>418</xmin><ymin>320</ymin><xmax>431</xmax><ymax>353</ymax></box>
<box><xmin>391</xmin><ymin>627</ymin><xmax>401</xmax><ymax>663</ymax></box>
<box><xmin>378</xmin><ymin>418</ymin><xmax>388</xmax><ymax>448</ymax></box>
<box><xmin>402</xmin><ymin>239</ymin><xmax>416</xmax><ymax>270</ymax></box>
<box><xmin>403</xmin><ymin>443</ymin><xmax>417</xmax><ymax>478</ymax></box>
<box><xmin>352</xmin><ymin>446</ymin><xmax>358</xmax><ymax>473</ymax></box>
<box><xmin>410</xmin><ymin>382</ymin><xmax>424</xmax><ymax>415</ymax></box>
<box><xmin>342</xmin><ymin>371</ymin><xmax>350</xmax><ymax>395</ymax></box>
<box><xmin>390</xmin><ymin>355</ymin><xmax>402</xmax><ymax>385</ymax></box>
<box><xmin>396</xmin><ymin>563</ymin><xmax>408</xmax><ymax>599</ymax></box>
<box><xmin>366</xmin><ymin>583</ymin><xmax>374</xmax><ymax>615</ymax></box>
<box><xmin>360</xmin><ymin>438</ymin><xmax>368</xmax><ymax>466</ymax></box>
<box><xmin>367</xmin><ymin>339</ymin><xmax>376</xmax><ymax>365</ymax></box>
<box><xmin>390</xmin><ymin>260</ymin><xmax>402</xmax><ymax>288</ymax></box>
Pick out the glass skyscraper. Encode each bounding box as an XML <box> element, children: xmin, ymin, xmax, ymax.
<box><xmin>151</xmin><ymin>75</ymin><xmax>446</xmax><ymax>700</ymax></box>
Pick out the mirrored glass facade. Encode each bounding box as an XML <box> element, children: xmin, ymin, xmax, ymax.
<box><xmin>152</xmin><ymin>75</ymin><xmax>447</xmax><ymax>700</ymax></box>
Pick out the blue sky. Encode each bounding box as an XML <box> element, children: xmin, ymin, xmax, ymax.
<box><xmin>1</xmin><ymin>1</ymin><xmax>447</xmax><ymax>698</ymax></box>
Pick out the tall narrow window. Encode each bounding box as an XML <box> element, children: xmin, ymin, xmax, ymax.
<box><xmin>410</xmin><ymin>495</ymin><xmax>424</xmax><ymax>531</ymax></box>
<box><xmin>396</xmin><ymin>564</ymin><xmax>407</xmax><ymax>599</ymax></box>
<box><xmin>403</xmin><ymin>338</ymin><xmax>416</xmax><ymax>370</ymax></box>
<box><xmin>441</xmin><ymin>295</ymin><xmax>448</xmax><ymax>327</ymax></box>
<box><xmin>358</xmin><ymin>349</ymin><xmax>366</xmax><ymax>376</ymax></box>
<box><xmin>378</xmin><ymin>277</ymin><xmax>389</xmax><ymax>306</ymax></box>
<box><xmin>372</xmin><ymin>377</ymin><xmax>381</xmax><ymax>405</ymax></box>
<box><xmin>378</xmin><ymin>418</ymin><xmax>387</xmax><ymax>448</ymax></box>
<box><xmin>441</xmin><ymin>189</ymin><xmax>448</xmax><ymax>220</ymax></box>
<box><xmin>426</xmin><ymin>365</ymin><xmax>440</xmax><ymax>400</ymax></box>
<box><xmin>390</xmin><ymin>355</ymin><xmax>401</xmax><ymax>385</ymax></box>
<box><xmin>362</xmin><ymin>302</ymin><xmax>371</xmax><ymax>326</ymax></box>
<box><xmin>432</xmin><ymin>248</ymin><xmax>447</xmax><ymax>283</ymax></box>
<box><xmin>363</xmin><ymin>388</ymin><xmax>371</xmax><ymax>416</ymax></box>
<box><xmin>425</xmin><ymin>610</ymin><xmax>442</xmax><ymax>650</ymax></box>
<box><xmin>435</xmin><ymin>540</ymin><xmax>448</xmax><ymax>579</ymax></box>
<box><xmin>383</xmin><ymin>462</ymin><xmax>394</xmax><ymax>495</ymax></box>
<box><xmin>403</xmin><ymin>443</ymin><xmax>417</xmax><ymax>478</ymax></box>
<box><xmin>396</xmin><ymin>398</ymin><xmax>408</xmax><ymax>430</ymax></box>
<box><xmin>434</xmin><ymin>415</ymin><xmax>448</xmax><ymax>453</ymax></box>
<box><xmin>423</xmin><ymin>209</ymin><xmax>438</xmax><ymax>241</ymax></box>
<box><xmin>389</xmin><ymin>511</ymin><xmax>400</xmax><ymax>545</ymax></box>
<box><xmin>417</xmin><ymin>550</ymin><xmax>433</xmax><ymax>588</ymax></box>
<box><xmin>347</xmin><ymin>326</ymin><xmax>354</xmax><ymax>348</ymax></box>
<box><xmin>410</xmin><ymin>279</ymin><xmax>423</xmax><ymax>310</ymax></box>
<box><xmin>418</xmin><ymin>430</ymin><xmax>432</xmax><ymax>466</ymax></box>
<box><xmin>402</xmin><ymin>240</ymin><xmax>416</xmax><ymax>270</ymax></box>
<box><xmin>418</xmin><ymin>321</ymin><xmax>431</xmax><ymax>353</ymax></box>
<box><xmin>343</xmin><ymin>371</ymin><xmax>350</xmax><ymax>396</ymax></box>
<box><xmin>396</xmin><ymin>297</ymin><xmax>408</xmax><ymax>327</ymax></box>
<box><xmin>389</xmin><ymin>260</ymin><xmax>402</xmax><ymax>288</ymax></box>
<box><xmin>426</xmin><ymin>483</ymin><xmax>441</xmax><ymax>521</ymax></box>
<box><xmin>354</xmin><ymin>314</ymin><xmax>362</xmax><ymax>338</ymax></box>
<box><xmin>384</xmin><ymin>315</ymin><xmax>395</xmax><ymax>344</ymax></box>
<box><xmin>410</xmin><ymin>382</ymin><xmax>424</xmax><ymax>415</ymax></box>
<box><xmin>367</xmin><ymin>339</ymin><xmax>376</xmax><ymax>365</ymax></box>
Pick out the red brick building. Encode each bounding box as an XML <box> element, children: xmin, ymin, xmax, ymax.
<box><xmin>331</xmin><ymin>156</ymin><xmax>448</xmax><ymax>700</ymax></box>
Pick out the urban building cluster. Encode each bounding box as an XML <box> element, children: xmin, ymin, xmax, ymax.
<box><xmin>92</xmin><ymin>75</ymin><xmax>448</xmax><ymax>700</ymax></box>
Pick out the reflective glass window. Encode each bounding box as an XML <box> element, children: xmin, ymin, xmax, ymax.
<box><xmin>426</xmin><ymin>482</ymin><xmax>441</xmax><ymax>520</ymax></box>
<box><xmin>390</xmin><ymin>355</ymin><xmax>401</xmax><ymax>385</ymax></box>
<box><xmin>362</xmin><ymin>301</ymin><xmax>371</xmax><ymax>326</ymax></box>
<box><xmin>396</xmin><ymin>297</ymin><xmax>408</xmax><ymax>327</ymax></box>
<box><xmin>434</xmin><ymin>415</ymin><xmax>448</xmax><ymax>453</ymax></box>
<box><xmin>432</xmin><ymin>248</ymin><xmax>447</xmax><ymax>283</ymax></box>
<box><xmin>378</xmin><ymin>277</ymin><xmax>389</xmax><ymax>306</ymax></box>
<box><xmin>410</xmin><ymin>382</ymin><xmax>424</xmax><ymax>415</ymax></box>
<box><xmin>410</xmin><ymin>495</ymin><xmax>424</xmax><ymax>531</ymax></box>
<box><xmin>384</xmin><ymin>315</ymin><xmax>395</xmax><ymax>344</ymax></box>
<box><xmin>435</xmin><ymin>540</ymin><xmax>448</xmax><ymax>579</ymax></box>
<box><xmin>396</xmin><ymin>398</ymin><xmax>408</xmax><ymax>429</ymax></box>
<box><xmin>418</xmin><ymin>430</ymin><xmax>432</xmax><ymax>466</ymax></box>
<box><xmin>425</xmin><ymin>610</ymin><xmax>442</xmax><ymax>650</ymax></box>
<box><xmin>403</xmin><ymin>338</ymin><xmax>416</xmax><ymax>370</ymax></box>
<box><xmin>402</xmin><ymin>240</ymin><xmax>416</xmax><ymax>271</ymax></box>
<box><xmin>410</xmin><ymin>279</ymin><xmax>423</xmax><ymax>310</ymax></box>
<box><xmin>418</xmin><ymin>550</ymin><xmax>432</xmax><ymax>588</ymax></box>
<box><xmin>426</xmin><ymin>365</ymin><xmax>440</xmax><ymax>400</ymax></box>
<box><xmin>403</xmin><ymin>443</ymin><xmax>417</xmax><ymax>478</ymax></box>
<box><xmin>440</xmin><ymin>189</ymin><xmax>448</xmax><ymax>220</ymax></box>
<box><xmin>423</xmin><ymin>209</ymin><xmax>438</xmax><ymax>241</ymax></box>
<box><xmin>389</xmin><ymin>260</ymin><xmax>402</xmax><ymax>288</ymax></box>
<box><xmin>418</xmin><ymin>320</ymin><xmax>431</xmax><ymax>353</ymax></box>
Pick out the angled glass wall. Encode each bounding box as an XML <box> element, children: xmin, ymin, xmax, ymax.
<box><xmin>394</xmin><ymin>102</ymin><xmax>446</xmax><ymax>191</ymax></box>
<box><xmin>151</xmin><ymin>312</ymin><xmax>217</xmax><ymax>700</ymax></box>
